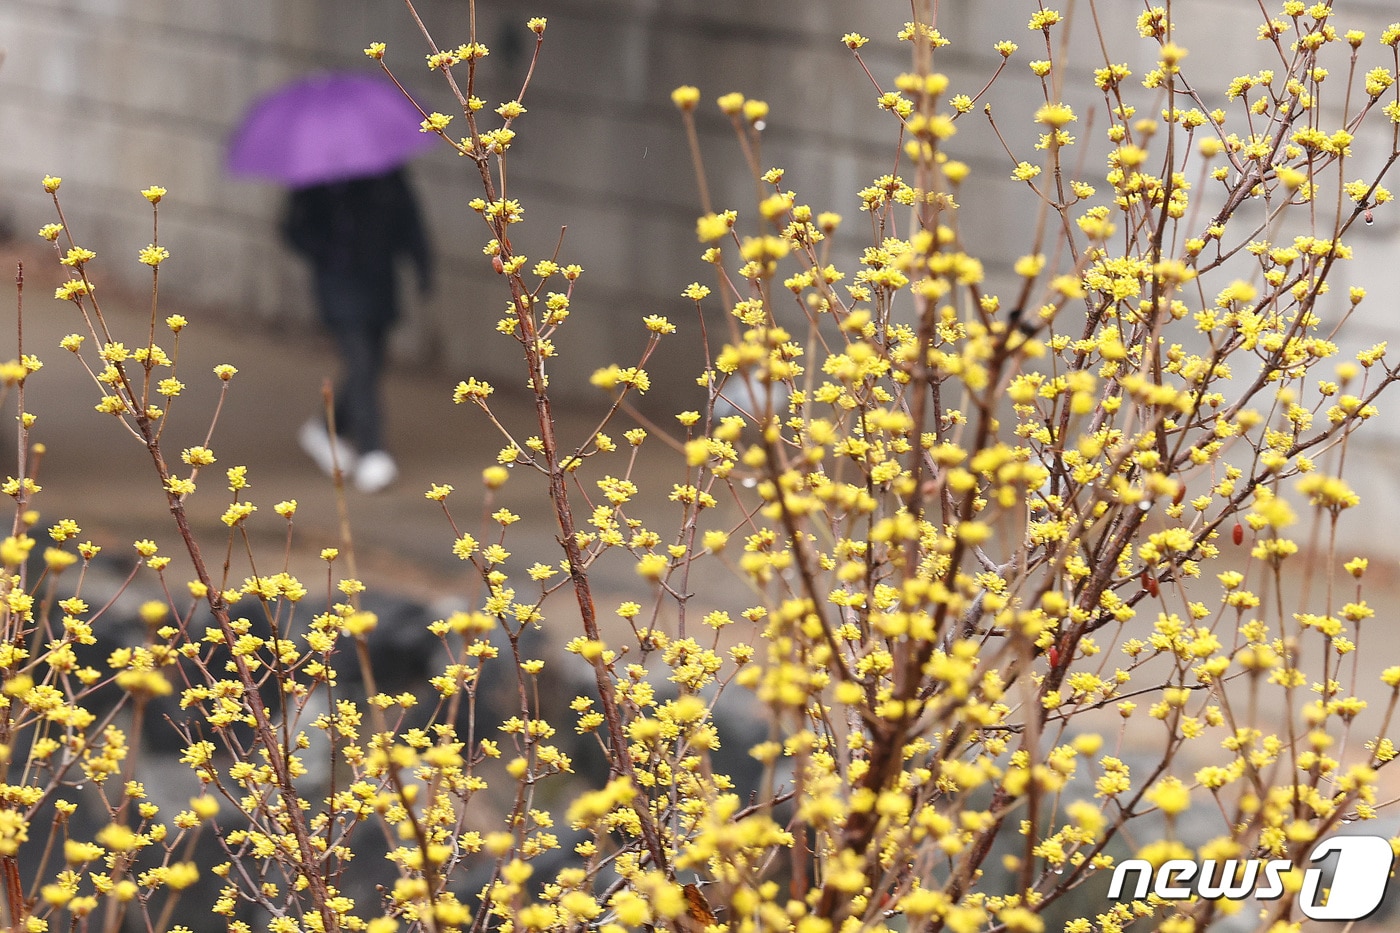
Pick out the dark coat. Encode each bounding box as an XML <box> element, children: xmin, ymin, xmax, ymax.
<box><xmin>281</xmin><ymin>168</ymin><xmax>432</xmax><ymax>329</ymax></box>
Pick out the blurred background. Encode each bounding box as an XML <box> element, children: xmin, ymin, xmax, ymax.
<box><xmin>1</xmin><ymin>0</ymin><xmax>1400</xmax><ymax>558</ymax></box>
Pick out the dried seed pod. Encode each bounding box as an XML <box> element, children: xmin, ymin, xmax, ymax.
<box><xmin>1143</xmin><ymin>571</ymin><xmax>1160</xmax><ymax>597</ymax></box>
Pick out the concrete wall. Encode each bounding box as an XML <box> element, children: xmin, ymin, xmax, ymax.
<box><xmin>5</xmin><ymin>0</ymin><xmax>1400</xmax><ymax>536</ymax></box>
<box><xmin>0</xmin><ymin>0</ymin><xmax>906</xmax><ymax>405</ymax></box>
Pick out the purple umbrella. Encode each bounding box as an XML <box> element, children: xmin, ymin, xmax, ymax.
<box><xmin>227</xmin><ymin>72</ymin><xmax>437</xmax><ymax>188</ymax></box>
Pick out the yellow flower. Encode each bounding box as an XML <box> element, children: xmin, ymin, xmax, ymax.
<box><xmin>54</xmin><ymin>279</ymin><xmax>92</xmax><ymax>301</ymax></box>
<box><xmin>670</xmin><ymin>85</ymin><xmax>700</xmax><ymax>111</ymax></box>
<box><xmin>1159</xmin><ymin>41</ymin><xmax>1187</xmax><ymax>67</ymax></box>
<box><xmin>1145</xmin><ymin>776</ymin><xmax>1191</xmax><ymax>815</ymax></box>
<box><xmin>426</xmin><ymin>50</ymin><xmax>459</xmax><ymax>70</ymax></box>
<box><xmin>1366</xmin><ymin>67</ymin><xmax>1395</xmax><ymax>97</ymax></box>
<box><xmin>138</xmin><ymin>245</ymin><xmax>169</xmax><ymax>267</ymax></box>
<box><xmin>420</xmin><ymin>112</ymin><xmax>453</xmax><ymax>133</ymax></box>
<box><xmin>60</xmin><ymin>247</ymin><xmax>95</xmax><ymax>266</ymax></box>
<box><xmin>1034</xmin><ymin>102</ymin><xmax>1076</xmax><ymax>128</ymax></box>
<box><xmin>636</xmin><ymin>553</ymin><xmax>668</xmax><ymax>579</ymax></box>
<box><xmin>220</xmin><ymin>503</ymin><xmax>256</xmax><ymax>527</ymax></box>
<box><xmin>96</xmin><ymin>824</ymin><xmax>137</xmax><ymax>852</ymax></box>
<box><xmin>453</xmin><ymin>377</ymin><xmax>494</xmax><ymax>403</ymax></box>
<box><xmin>742</xmin><ymin>99</ymin><xmax>769</xmax><ymax>124</ymax></box>
<box><xmin>41</xmin><ymin>175</ymin><xmax>61</xmax><ymax>193</ymax></box>
<box><xmin>455</xmin><ymin>42</ymin><xmax>489</xmax><ymax>61</ymax></box>
<box><xmin>1012</xmin><ymin>161</ymin><xmax>1042</xmax><ymax>181</ymax></box>
<box><xmin>140</xmin><ymin>186</ymin><xmax>166</xmax><ymax>204</ymax></box>
<box><xmin>696</xmin><ymin>211</ymin><xmax>737</xmax><ymax>242</ymax></box>
<box><xmin>364</xmin><ymin>42</ymin><xmax>387</xmax><ymax>59</ymax></box>
<box><xmin>1014</xmin><ymin>254</ymin><xmax>1046</xmax><ymax>277</ymax></box>
<box><xmin>44</xmin><ymin>548</ymin><xmax>77</xmax><ymax>572</ymax></box>
<box><xmin>341</xmin><ymin>611</ymin><xmax>378</xmax><ymax>636</ymax></box>
<box><xmin>998</xmin><ymin>907</ymin><xmax>1044</xmax><ymax>933</ymax></box>
<box><xmin>180</xmin><ymin>445</ymin><xmax>215</xmax><ymax>467</ymax></box>
<box><xmin>716</xmin><ymin>92</ymin><xmax>745</xmax><ymax>116</ymax></box>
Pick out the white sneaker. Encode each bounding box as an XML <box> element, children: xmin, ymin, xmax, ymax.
<box><xmin>298</xmin><ymin>419</ymin><xmax>358</xmax><ymax>478</ymax></box>
<box><xmin>354</xmin><ymin>450</ymin><xmax>398</xmax><ymax>493</ymax></box>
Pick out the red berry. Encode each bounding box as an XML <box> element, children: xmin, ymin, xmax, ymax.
<box><xmin>1232</xmin><ymin>521</ymin><xmax>1244</xmax><ymax>545</ymax></box>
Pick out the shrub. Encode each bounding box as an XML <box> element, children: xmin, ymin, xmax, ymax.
<box><xmin>11</xmin><ymin>2</ymin><xmax>1400</xmax><ymax>932</ymax></box>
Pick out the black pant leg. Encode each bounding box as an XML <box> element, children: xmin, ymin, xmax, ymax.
<box><xmin>331</xmin><ymin>324</ymin><xmax>389</xmax><ymax>453</ymax></box>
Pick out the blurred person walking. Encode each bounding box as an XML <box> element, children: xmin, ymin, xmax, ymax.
<box><xmin>282</xmin><ymin>168</ymin><xmax>432</xmax><ymax>492</ymax></box>
<box><xmin>227</xmin><ymin>72</ymin><xmax>436</xmax><ymax>491</ymax></box>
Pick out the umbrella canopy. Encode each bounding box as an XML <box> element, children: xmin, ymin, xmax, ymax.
<box><xmin>227</xmin><ymin>72</ymin><xmax>437</xmax><ymax>187</ymax></box>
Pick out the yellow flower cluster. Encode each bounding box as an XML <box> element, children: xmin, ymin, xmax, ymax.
<box><xmin>6</xmin><ymin>5</ymin><xmax>1400</xmax><ymax>933</ymax></box>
